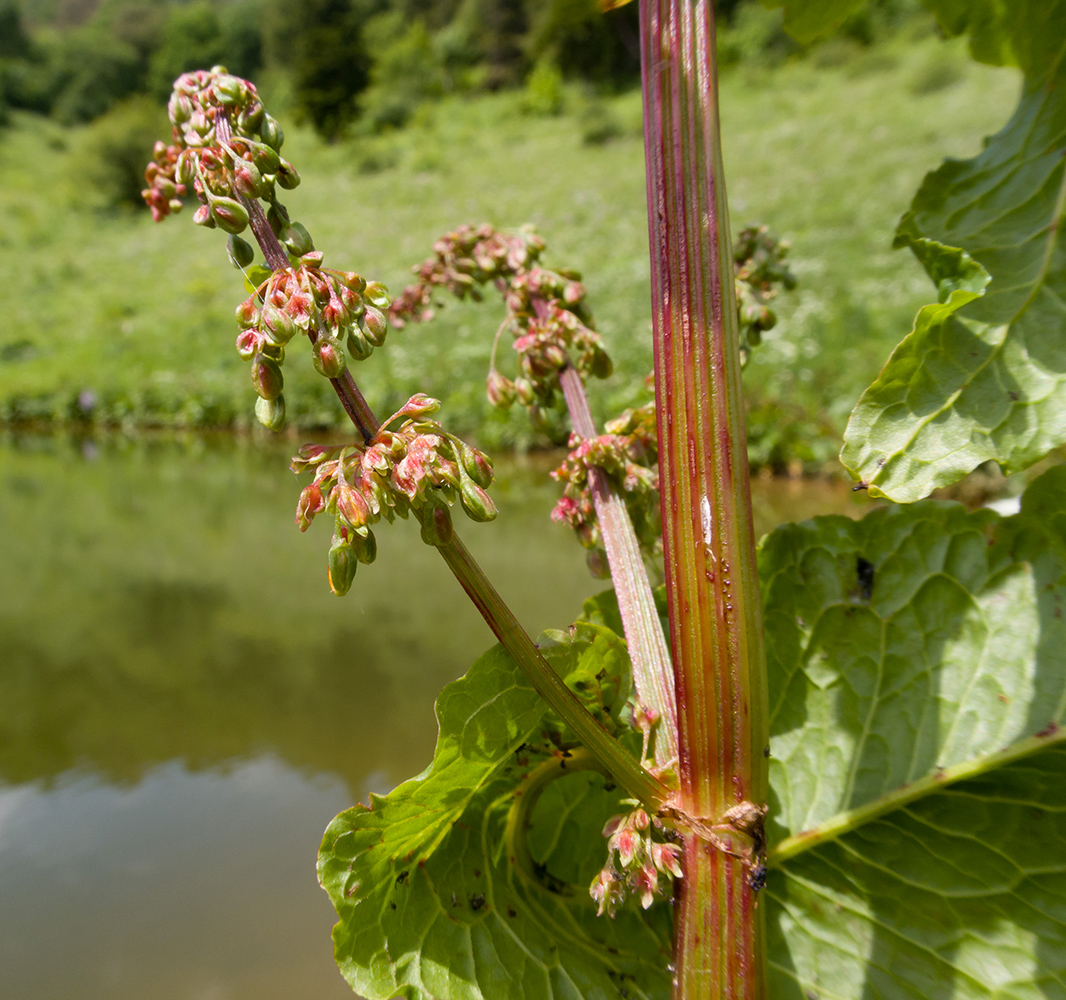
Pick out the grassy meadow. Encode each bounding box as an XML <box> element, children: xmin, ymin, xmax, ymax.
<box><xmin>0</xmin><ymin>25</ymin><xmax>1021</xmax><ymax>466</ymax></box>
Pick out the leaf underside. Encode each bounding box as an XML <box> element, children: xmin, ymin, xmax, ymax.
<box><xmin>761</xmin><ymin>466</ymin><xmax>1066</xmax><ymax>998</ymax></box>
<box><xmin>318</xmin><ymin>621</ymin><xmax>673</xmax><ymax>1000</ymax></box>
<box><xmin>841</xmin><ymin>3</ymin><xmax>1066</xmax><ymax>501</ymax></box>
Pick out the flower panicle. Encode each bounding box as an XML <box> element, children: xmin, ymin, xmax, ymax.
<box><xmin>388</xmin><ymin>224</ymin><xmax>613</xmax><ymax>432</ymax></box>
<box><xmin>290</xmin><ymin>395</ymin><xmax>496</xmax><ymax>595</ymax></box>
<box><xmin>550</xmin><ymin>407</ymin><xmax>661</xmax><ymax>574</ymax></box>
<box><xmin>143</xmin><ymin>66</ymin><xmax>298</xmax><ymax>234</ymax></box>
<box><xmin>590</xmin><ymin>805</ymin><xmax>683</xmax><ymax>917</ymax></box>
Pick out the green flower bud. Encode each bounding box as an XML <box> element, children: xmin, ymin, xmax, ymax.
<box><xmin>210</xmin><ymin>197</ymin><xmax>249</xmax><ymax>235</ymax></box>
<box><xmin>214</xmin><ymin>74</ymin><xmax>245</xmax><ymax>105</ymax></box>
<box><xmin>456</xmin><ymin>440</ymin><xmax>493</xmax><ymax>489</ymax></box>
<box><xmin>346</xmin><ymin>328</ymin><xmax>374</xmax><ymax>361</ymax></box>
<box><xmin>251</xmin><ymin>353</ymin><xmax>284</xmax><ymax>400</ymax></box>
<box><xmin>312</xmin><ymin>338</ymin><xmax>346</xmax><ymax>378</ymax></box>
<box><xmin>260</xmin><ymin>115</ymin><xmax>284</xmax><ymax>151</ymax></box>
<box><xmin>514</xmin><ymin>377</ymin><xmax>535</xmax><ymax>406</ymax></box>
<box><xmin>364</xmin><ymin>281</ymin><xmax>390</xmax><ymax>309</ymax></box>
<box><xmin>352</xmin><ymin>528</ymin><xmax>377</xmax><ymax>565</ymax></box>
<box><xmin>261</xmin><ymin>302</ymin><xmax>298</xmax><ymax>345</ymax></box>
<box><xmin>249</xmin><ymin>141</ymin><xmax>281</xmax><ymax>175</ymax></box>
<box><xmin>266</xmin><ymin>203</ymin><xmax>289</xmax><ymax>236</ymax></box>
<box><xmin>254</xmin><ymin>393</ymin><xmax>286</xmax><ymax>431</ymax></box>
<box><xmin>589</xmin><ymin>345</ymin><xmax>613</xmax><ymax>380</ymax></box>
<box><xmin>177</xmin><ymin>151</ymin><xmax>197</xmax><ymax>188</ymax></box>
<box><xmin>228</xmin><ymin>235</ymin><xmax>255</xmax><ymax>269</ymax></box>
<box><xmin>280</xmin><ymin>222</ymin><xmax>313</xmax><ymax>257</ymax></box>
<box><xmin>459</xmin><ymin>479</ymin><xmax>497</xmax><ymax>522</ymax></box>
<box><xmin>327</xmin><ymin>534</ymin><xmax>357</xmax><ymax>596</ymax></box>
<box><xmin>419</xmin><ymin>502</ymin><xmax>454</xmax><ymax>547</ymax></box>
<box><xmin>361</xmin><ymin>305</ymin><xmax>388</xmax><ymax>347</ymax></box>
<box><xmin>259</xmin><ymin>341</ymin><xmax>284</xmax><ymax>363</ymax></box>
<box><xmin>277</xmin><ymin>161</ymin><xmax>301</xmax><ymax>190</ymax></box>
<box><xmin>237</xmin><ymin>102</ymin><xmax>264</xmax><ymax>135</ymax></box>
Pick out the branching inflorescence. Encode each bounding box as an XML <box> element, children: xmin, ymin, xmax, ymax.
<box><xmin>143</xmin><ymin>67</ymin><xmax>499</xmax><ymax>594</ymax></box>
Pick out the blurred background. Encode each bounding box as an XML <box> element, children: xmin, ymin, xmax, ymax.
<box><xmin>0</xmin><ymin>2</ymin><xmax>1022</xmax><ymax>998</ymax></box>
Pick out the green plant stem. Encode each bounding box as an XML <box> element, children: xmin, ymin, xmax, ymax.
<box><xmin>436</xmin><ymin>532</ymin><xmax>667</xmax><ymax>809</ymax></box>
<box><xmin>558</xmin><ymin>364</ymin><xmax>678</xmax><ymax>766</ymax></box>
<box><xmin>224</xmin><ymin>135</ymin><xmax>667</xmax><ymax>810</ymax></box>
<box><xmin>639</xmin><ymin>1</ymin><xmax>769</xmax><ymax>997</ymax></box>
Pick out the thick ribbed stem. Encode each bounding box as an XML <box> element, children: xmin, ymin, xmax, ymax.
<box><xmin>639</xmin><ymin>2</ymin><xmax>769</xmax><ymax>998</ymax></box>
<box><xmin>558</xmin><ymin>365</ymin><xmax>678</xmax><ymax>766</ymax></box>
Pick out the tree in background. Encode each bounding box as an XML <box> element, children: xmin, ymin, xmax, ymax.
<box><xmin>265</xmin><ymin>0</ymin><xmax>378</xmax><ymax>142</ymax></box>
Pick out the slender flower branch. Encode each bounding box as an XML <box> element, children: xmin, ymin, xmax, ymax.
<box><xmin>640</xmin><ymin>0</ymin><xmax>769</xmax><ymax>997</ymax></box>
<box><xmin>559</xmin><ymin>366</ymin><xmax>678</xmax><ymax>766</ymax></box>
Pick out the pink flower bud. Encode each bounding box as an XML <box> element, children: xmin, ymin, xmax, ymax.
<box><xmin>632</xmin><ymin>864</ymin><xmax>658</xmax><ymax>910</ymax></box>
<box><xmin>336</xmin><ymin>482</ymin><xmax>371</xmax><ymax>529</ymax></box>
<box><xmin>251</xmin><ymin>354</ymin><xmax>284</xmax><ymax>400</ymax></box>
<box><xmin>486</xmin><ymin>370</ymin><xmax>516</xmax><ymax>408</ymax></box>
<box><xmin>651</xmin><ymin>841</ymin><xmax>683</xmax><ymax>880</ymax></box>
<box><xmin>296</xmin><ymin>483</ymin><xmax>324</xmax><ymax>531</ymax></box>
<box><xmin>235</xmin><ymin>329</ymin><xmax>261</xmax><ymax>361</ymax></box>
<box><xmin>312</xmin><ymin>339</ymin><xmax>346</xmax><ymax>378</ymax></box>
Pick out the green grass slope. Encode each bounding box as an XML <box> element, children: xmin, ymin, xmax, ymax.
<box><xmin>0</xmin><ymin>28</ymin><xmax>1020</xmax><ymax>465</ymax></box>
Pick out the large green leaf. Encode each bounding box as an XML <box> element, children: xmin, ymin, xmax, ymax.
<box><xmin>761</xmin><ymin>465</ymin><xmax>1066</xmax><ymax>998</ymax></box>
<box><xmin>841</xmin><ymin>4</ymin><xmax>1066</xmax><ymax>500</ymax></box>
<box><xmin>318</xmin><ymin>624</ymin><xmax>672</xmax><ymax>1000</ymax></box>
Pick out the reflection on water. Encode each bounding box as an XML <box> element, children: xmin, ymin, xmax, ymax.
<box><xmin>0</xmin><ymin>431</ymin><xmax>865</xmax><ymax>999</ymax></box>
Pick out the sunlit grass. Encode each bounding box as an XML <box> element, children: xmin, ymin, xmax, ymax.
<box><xmin>0</xmin><ymin>28</ymin><xmax>1020</xmax><ymax>465</ymax></box>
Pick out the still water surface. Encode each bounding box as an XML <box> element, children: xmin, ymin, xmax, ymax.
<box><xmin>0</xmin><ymin>432</ymin><xmax>861</xmax><ymax>999</ymax></box>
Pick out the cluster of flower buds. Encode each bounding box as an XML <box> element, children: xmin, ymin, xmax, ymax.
<box><xmin>590</xmin><ymin>806</ymin><xmax>683</xmax><ymax>916</ymax></box>
<box><xmin>492</xmin><ymin>267</ymin><xmax>613</xmax><ymax>415</ymax></box>
<box><xmin>289</xmin><ymin>395</ymin><xmax>496</xmax><ymax>594</ymax></box>
<box><xmin>550</xmin><ymin>403</ymin><xmax>661</xmax><ymax>575</ymax></box>
<box><xmin>733</xmin><ymin>224</ymin><xmax>797</xmax><ymax>364</ymax></box>
<box><xmin>389</xmin><ymin>225</ymin><xmax>613</xmax><ymax>429</ymax></box>
<box><xmin>142</xmin><ymin>66</ymin><xmax>299</xmax><ymax>234</ymax></box>
<box><xmin>388</xmin><ymin>224</ymin><xmax>546</xmax><ymax>324</ymax></box>
<box><xmin>235</xmin><ymin>260</ymin><xmax>390</xmax><ymax>429</ymax></box>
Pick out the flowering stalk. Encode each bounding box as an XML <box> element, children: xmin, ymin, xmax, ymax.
<box><xmin>145</xmin><ymin>68</ymin><xmax>666</xmax><ymax>814</ymax></box>
<box><xmin>640</xmin><ymin>1</ymin><xmax>770</xmax><ymax>998</ymax></box>
<box><xmin>558</xmin><ymin>366</ymin><xmax>678</xmax><ymax>766</ymax></box>
<box><xmin>392</xmin><ymin>227</ymin><xmax>678</xmax><ymax>767</ymax></box>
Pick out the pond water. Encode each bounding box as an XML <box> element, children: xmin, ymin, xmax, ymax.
<box><xmin>0</xmin><ymin>431</ymin><xmax>863</xmax><ymax>1000</ymax></box>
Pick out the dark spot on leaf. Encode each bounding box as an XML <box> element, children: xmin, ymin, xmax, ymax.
<box><xmin>852</xmin><ymin>481</ymin><xmax>869</xmax><ymax>492</ymax></box>
<box><xmin>395</xmin><ymin>871</ymin><xmax>409</xmax><ymax>886</ymax></box>
<box><xmin>470</xmin><ymin>893</ymin><xmax>485</xmax><ymax>911</ymax></box>
<box><xmin>607</xmin><ymin>946</ymin><xmax>619</xmax><ymax>955</ymax></box>
<box><xmin>1037</xmin><ymin>721</ymin><xmax>1060</xmax><ymax>738</ymax></box>
<box><xmin>997</xmin><ymin>693</ymin><xmax>1009</xmax><ymax>703</ymax></box>
<box><xmin>620</xmin><ymin>990</ymin><xmax>629</xmax><ymax>999</ymax></box>
<box><xmin>390</xmin><ymin>902</ymin><xmax>397</xmax><ymax>910</ymax></box>
<box><xmin>763</xmin><ymin>745</ymin><xmax>770</xmax><ymax>758</ymax></box>
<box><xmin>856</xmin><ymin>557</ymin><xmax>875</xmax><ymax>601</ymax></box>
<box><xmin>1009</xmin><ymin>391</ymin><xmax>1019</xmax><ymax>401</ymax></box>
<box><xmin>596</xmin><ymin>668</ymin><xmax>607</xmax><ymax>680</ymax></box>
<box><xmin>507</xmin><ymin>907</ymin><xmax>517</xmax><ymax>918</ymax></box>
<box><xmin>473</xmin><ymin>869</ymin><xmax>481</xmax><ymax>878</ymax></box>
